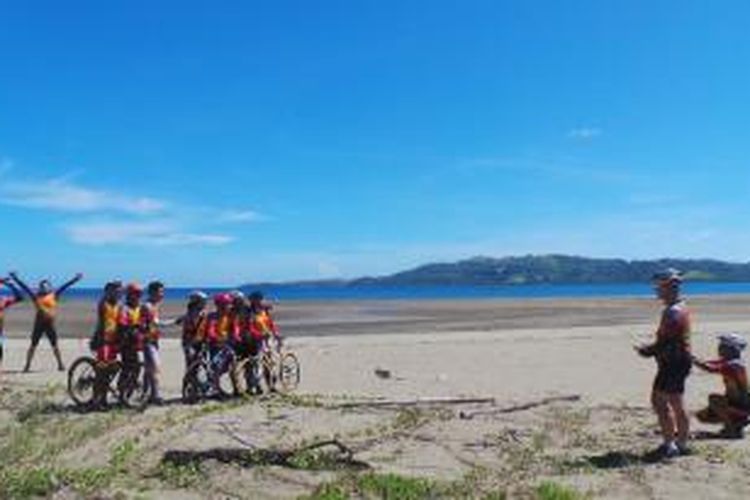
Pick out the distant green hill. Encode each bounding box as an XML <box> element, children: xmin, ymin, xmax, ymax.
<box><xmin>245</xmin><ymin>255</ymin><xmax>750</xmax><ymax>288</ymax></box>
<box><xmin>351</xmin><ymin>255</ymin><xmax>750</xmax><ymax>286</ymax></box>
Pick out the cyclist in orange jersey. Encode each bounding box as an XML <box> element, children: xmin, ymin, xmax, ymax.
<box><xmin>118</xmin><ymin>283</ymin><xmax>145</xmax><ymax>378</ymax></box>
<box><xmin>177</xmin><ymin>291</ymin><xmax>208</xmax><ymax>370</ymax></box>
<box><xmin>205</xmin><ymin>293</ymin><xmax>238</xmax><ymax>394</ymax></box>
<box><xmin>91</xmin><ymin>281</ymin><xmax>123</xmax><ymax>408</ymax></box>
<box><xmin>0</xmin><ymin>276</ymin><xmax>24</xmax><ymax>371</ymax></box>
<box><xmin>10</xmin><ymin>271</ymin><xmax>83</xmax><ymax>372</ymax></box>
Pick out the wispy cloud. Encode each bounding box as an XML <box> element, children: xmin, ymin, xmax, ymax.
<box><xmin>0</xmin><ymin>167</ymin><xmax>264</xmax><ymax>247</ymax></box>
<box><xmin>65</xmin><ymin>219</ymin><xmax>233</xmax><ymax>247</ymax></box>
<box><xmin>458</xmin><ymin>155</ymin><xmax>633</xmax><ymax>184</ymax></box>
<box><xmin>0</xmin><ymin>178</ymin><xmax>166</xmax><ymax>215</ymax></box>
<box><xmin>217</xmin><ymin>209</ymin><xmax>266</xmax><ymax>223</ymax></box>
<box><xmin>567</xmin><ymin>127</ymin><xmax>602</xmax><ymax>140</ymax></box>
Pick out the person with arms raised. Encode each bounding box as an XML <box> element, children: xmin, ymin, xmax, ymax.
<box><xmin>11</xmin><ymin>271</ymin><xmax>83</xmax><ymax>372</ymax></box>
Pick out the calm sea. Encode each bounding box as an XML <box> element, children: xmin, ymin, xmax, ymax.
<box><xmin>59</xmin><ymin>282</ymin><xmax>750</xmax><ymax>302</ymax></box>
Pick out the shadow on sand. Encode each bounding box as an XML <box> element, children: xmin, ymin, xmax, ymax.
<box><xmin>585</xmin><ymin>448</ymin><xmax>685</xmax><ymax>468</ymax></box>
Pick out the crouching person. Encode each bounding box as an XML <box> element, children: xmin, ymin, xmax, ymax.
<box><xmin>694</xmin><ymin>333</ymin><xmax>750</xmax><ymax>438</ymax></box>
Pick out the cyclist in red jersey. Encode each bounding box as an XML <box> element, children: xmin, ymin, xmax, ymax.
<box><xmin>694</xmin><ymin>333</ymin><xmax>750</xmax><ymax>438</ymax></box>
<box><xmin>0</xmin><ymin>276</ymin><xmax>24</xmax><ymax>371</ymax></box>
<box><xmin>247</xmin><ymin>291</ymin><xmax>281</xmax><ymax>394</ymax></box>
<box><xmin>636</xmin><ymin>268</ymin><xmax>692</xmax><ymax>458</ymax></box>
<box><xmin>11</xmin><ymin>271</ymin><xmax>83</xmax><ymax>372</ymax></box>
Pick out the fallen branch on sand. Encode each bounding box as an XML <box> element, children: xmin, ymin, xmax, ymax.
<box><xmin>333</xmin><ymin>396</ymin><xmax>496</xmax><ymax>409</ymax></box>
<box><xmin>459</xmin><ymin>394</ymin><xmax>581</xmax><ymax>420</ymax></box>
<box><xmin>217</xmin><ymin>421</ymin><xmax>361</xmax><ymax>466</ymax></box>
<box><xmin>161</xmin><ymin>439</ymin><xmax>367</xmax><ymax>471</ymax></box>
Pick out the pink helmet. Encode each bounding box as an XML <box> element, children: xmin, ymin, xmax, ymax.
<box><xmin>213</xmin><ymin>293</ymin><xmax>232</xmax><ymax>307</ymax></box>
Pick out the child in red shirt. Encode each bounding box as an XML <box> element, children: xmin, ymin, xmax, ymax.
<box><xmin>694</xmin><ymin>333</ymin><xmax>750</xmax><ymax>438</ymax></box>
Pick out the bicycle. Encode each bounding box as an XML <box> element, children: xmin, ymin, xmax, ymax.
<box><xmin>233</xmin><ymin>337</ymin><xmax>300</xmax><ymax>394</ymax></box>
<box><xmin>181</xmin><ymin>343</ymin><xmax>237</xmax><ymax>403</ymax></box>
<box><xmin>67</xmin><ymin>352</ymin><xmax>152</xmax><ymax>410</ymax></box>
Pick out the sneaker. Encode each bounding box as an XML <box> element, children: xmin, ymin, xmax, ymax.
<box><xmin>652</xmin><ymin>442</ymin><xmax>680</xmax><ymax>459</ymax></box>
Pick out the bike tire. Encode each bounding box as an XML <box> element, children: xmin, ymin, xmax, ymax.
<box><xmin>182</xmin><ymin>361</ymin><xmax>209</xmax><ymax>404</ymax></box>
<box><xmin>118</xmin><ymin>363</ymin><xmax>153</xmax><ymax>410</ymax></box>
<box><xmin>231</xmin><ymin>356</ymin><xmax>251</xmax><ymax>395</ymax></box>
<box><xmin>67</xmin><ymin>356</ymin><xmax>98</xmax><ymax>407</ymax></box>
<box><xmin>217</xmin><ymin>356</ymin><xmax>238</xmax><ymax>398</ymax></box>
<box><xmin>279</xmin><ymin>352</ymin><xmax>301</xmax><ymax>392</ymax></box>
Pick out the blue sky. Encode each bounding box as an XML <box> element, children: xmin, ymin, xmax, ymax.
<box><xmin>1</xmin><ymin>1</ymin><xmax>749</xmax><ymax>285</ymax></box>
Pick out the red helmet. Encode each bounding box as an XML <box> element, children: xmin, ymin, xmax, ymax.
<box><xmin>213</xmin><ymin>293</ymin><xmax>232</xmax><ymax>307</ymax></box>
<box><xmin>125</xmin><ymin>282</ymin><xmax>143</xmax><ymax>296</ymax></box>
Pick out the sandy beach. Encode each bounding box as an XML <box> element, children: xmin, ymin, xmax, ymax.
<box><xmin>2</xmin><ymin>296</ymin><xmax>750</xmax><ymax>498</ymax></box>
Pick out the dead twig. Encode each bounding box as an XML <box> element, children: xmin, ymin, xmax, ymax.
<box><xmin>459</xmin><ymin>394</ymin><xmax>581</xmax><ymax>420</ymax></box>
<box><xmin>333</xmin><ymin>396</ymin><xmax>496</xmax><ymax>410</ymax></box>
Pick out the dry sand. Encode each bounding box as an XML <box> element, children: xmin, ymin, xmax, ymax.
<box><xmin>2</xmin><ymin>296</ymin><xmax>750</xmax><ymax>498</ymax></box>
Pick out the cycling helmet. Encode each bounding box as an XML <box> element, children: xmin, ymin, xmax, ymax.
<box><xmin>104</xmin><ymin>280</ymin><xmax>123</xmax><ymax>292</ymax></box>
<box><xmin>652</xmin><ymin>268</ymin><xmax>683</xmax><ymax>285</ymax></box>
<box><xmin>125</xmin><ymin>282</ymin><xmax>143</xmax><ymax>296</ymax></box>
<box><xmin>188</xmin><ymin>290</ymin><xmax>208</xmax><ymax>303</ymax></box>
<box><xmin>214</xmin><ymin>292</ymin><xmax>232</xmax><ymax>307</ymax></box>
<box><xmin>719</xmin><ymin>333</ymin><xmax>747</xmax><ymax>353</ymax></box>
<box><xmin>248</xmin><ymin>291</ymin><xmax>264</xmax><ymax>303</ymax></box>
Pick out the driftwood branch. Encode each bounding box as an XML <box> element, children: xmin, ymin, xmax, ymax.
<box><xmin>459</xmin><ymin>394</ymin><xmax>581</xmax><ymax>420</ymax></box>
<box><xmin>333</xmin><ymin>396</ymin><xmax>496</xmax><ymax>410</ymax></box>
<box><xmin>216</xmin><ymin>421</ymin><xmax>356</xmax><ymax>463</ymax></box>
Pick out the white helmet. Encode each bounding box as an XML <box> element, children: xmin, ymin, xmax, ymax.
<box><xmin>718</xmin><ymin>333</ymin><xmax>747</xmax><ymax>352</ymax></box>
<box><xmin>188</xmin><ymin>290</ymin><xmax>208</xmax><ymax>304</ymax></box>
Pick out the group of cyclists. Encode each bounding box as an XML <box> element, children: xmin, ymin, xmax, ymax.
<box><xmin>89</xmin><ymin>280</ymin><xmax>283</xmax><ymax>408</ymax></box>
<box><xmin>0</xmin><ymin>272</ymin><xmax>283</xmax><ymax>409</ymax></box>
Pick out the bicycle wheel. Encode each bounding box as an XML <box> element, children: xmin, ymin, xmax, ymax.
<box><xmin>278</xmin><ymin>352</ymin><xmax>301</xmax><ymax>392</ymax></box>
<box><xmin>261</xmin><ymin>352</ymin><xmax>277</xmax><ymax>392</ymax></box>
<box><xmin>118</xmin><ymin>364</ymin><xmax>153</xmax><ymax>410</ymax></box>
<box><xmin>182</xmin><ymin>360</ymin><xmax>210</xmax><ymax>404</ymax></box>
<box><xmin>67</xmin><ymin>356</ymin><xmax>97</xmax><ymax>407</ymax></box>
<box><xmin>231</xmin><ymin>356</ymin><xmax>251</xmax><ymax>395</ymax></box>
<box><xmin>217</xmin><ymin>356</ymin><xmax>238</xmax><ymax>398</ymax></box>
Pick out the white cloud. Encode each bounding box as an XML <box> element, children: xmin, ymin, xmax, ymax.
<box><xmin>0</xmin><ymin>178</ymin><xmax>166</xmax><ymax>214</ymax></box>
<box><xmin>66</xmin><ymin>220</ymin><xmax>233</xmax><ymax>247</ymax></box>
<box><xmin>567</xmin><ymin>127</ymin><xmax>602</xmax><ymax>140</ymax></box>
<box><xmin>217</xmin><ymin>209</ymin><xmax>265</xmax><ymax>223</ymax></box>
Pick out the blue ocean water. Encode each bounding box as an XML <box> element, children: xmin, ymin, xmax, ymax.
<box><xmin>59</xmin><ymin>282</ymin><xmax>750</xmax><ymax>302</ymax></box>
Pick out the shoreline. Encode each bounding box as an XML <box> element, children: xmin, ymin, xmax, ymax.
<box><xmin>2</xmin><ymin>294</ymin><xmax>750</xmax><ymax>340</ymax></box>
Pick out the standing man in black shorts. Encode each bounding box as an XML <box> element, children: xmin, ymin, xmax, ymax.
<box><xmin>636</xmin><ymin>268</ymin><xmax>692</xmax><ymax>458</ymax></box>
<box><xmin>10</xmin><ymin>271</ymin><xmax>83</xmax><ymax>372</ymax></box>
